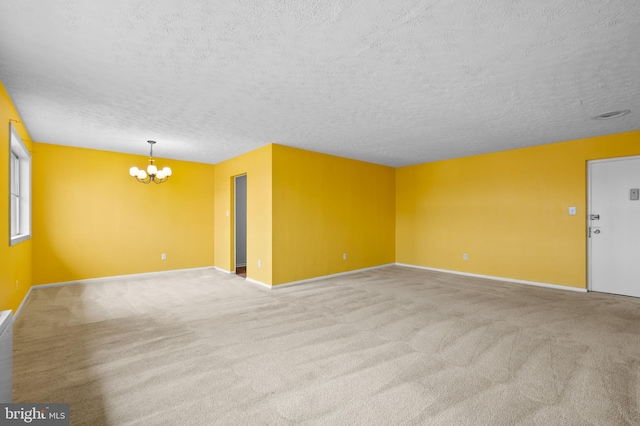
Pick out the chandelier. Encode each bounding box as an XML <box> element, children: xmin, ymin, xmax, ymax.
<box><xmin>129</xmin><ymin>140</ymin><xmax>172</xmax><ymax>184</ymax></box>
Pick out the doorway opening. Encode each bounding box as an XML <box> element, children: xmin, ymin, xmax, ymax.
<box><xmin>234</xmin><ymin>174</ymin><xmax>247</xmax><ymax>278</ymax></box>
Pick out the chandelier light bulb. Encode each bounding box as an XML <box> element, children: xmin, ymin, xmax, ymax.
<box><xmin>129</xmin><ymin>140</ymin><xmax>172</xmax><ymax>184</ymax></box>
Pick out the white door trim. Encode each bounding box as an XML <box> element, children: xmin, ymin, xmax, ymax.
<box><xmin>233</xmin><ymin>174</ymin><xmax>247</xmax><ymax>273</ymax></box>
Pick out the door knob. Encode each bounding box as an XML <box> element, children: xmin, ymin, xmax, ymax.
<box><xmin>594</xmin><ymin>229</ymin><xmax>601</xmax><ymax>234</ymax></box>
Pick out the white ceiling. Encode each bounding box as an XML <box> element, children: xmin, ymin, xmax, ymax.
<box><xmin>0</xmin><ymin>0</ymin><xmax>638</xmax><ymax>167</ymax></box>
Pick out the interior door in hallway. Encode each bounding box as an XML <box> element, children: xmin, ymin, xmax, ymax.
<box><xmin>588</xmin><ymin>156</ymin><xmax>640</xmax><ymax>297</ymax></box>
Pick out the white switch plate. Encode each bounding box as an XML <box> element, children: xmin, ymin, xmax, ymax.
<box><xmin>568</xmin><ymin>206</ymin><xmax>577</xmax><ymax>215</ymax></box>
<box><xmin>161</xmin><ymin>253</ymin><xmax>166</xmax><ymax>260</ymax></box>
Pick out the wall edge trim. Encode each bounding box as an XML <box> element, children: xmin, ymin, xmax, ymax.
<box><xmin>267</xmin><ymin>263</ymin><xmax>397</xmax><ymax>289</ymax></box>
<box><xmin>395</xmin><ymin>263</ymin><xmax>587</xmax><ymax>292</ymax></box>
<box><xmin>245</xmin><ymin>278</ymin><xmax>272</xmax><ymax>289</ymax></box>
<box><xmin>33</xmin><ymin>266</ymin><xmax>217</xmax><ymax>288</ymax></box>
<box><xmin>214</xmin><ymin>266</ymin><xmax>233</xmax><ymax>274</ymax></box>
<box><xmin>13</xmin><ymin>266</ymin><xmax>216</xmax><ymax>323</ymax></box>
<box><xmin>13</xmin><ymin>286</ymin><xmax>34</xmax><ymax>324</ymax></box>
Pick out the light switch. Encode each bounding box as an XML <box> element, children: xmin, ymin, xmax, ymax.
<box><xmin>631</xmin><ymin>188</ymin><xmax>639</xmax><ymax>201</ymax></box>
<box><xmin>568</xmin><ymin>206</ymin><xmax>577</xmax><ymax>215</ymax></box>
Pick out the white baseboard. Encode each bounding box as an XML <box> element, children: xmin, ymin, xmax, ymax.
<box><xmin>13</xmin><ymin>263</ymin><xmax>585</xmax><ymax>324</ymax></box>
<box><xmin>245</xmin><ymin>278</ymin><xmax>272</xmax><ymax>289</ymax></box>
<box><xmin>12</xmin><ymin>266</ymin><xmax>216</xmax><ymax>323</ymax></box>
<box><xmin>13</xmin><ymin>286</ymin><xmax>34</xmax><ymax>323</ymax></box>
<box><xmin>395</xmin><ymin>263</ymin><xmax>587</xmax><ymax>293</ymax></box>
<box><xmin>34</xmin><ymin>266</ymin><xmax>217</xmax><ymax>288</ymax></box>
<box><xmin>247</xmin><ymin>263</ymin><xmax>396</xmax><ymax>290</ymax></box>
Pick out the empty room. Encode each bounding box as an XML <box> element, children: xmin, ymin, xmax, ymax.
<box><xmin>1</xmin><ymin>1</ymin><xmax>639</xmax><ymax>425</ymax></box>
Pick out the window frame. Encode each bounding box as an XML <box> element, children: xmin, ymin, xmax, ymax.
<box><xmin>9</xmin><ymin>123</ymin><xmax>31</xmax><ymax>246</ymax></box>
<box><xmin>10</xmin><ymin>150</ymin><xmax>19</xmax><ymax>237</ymax></box>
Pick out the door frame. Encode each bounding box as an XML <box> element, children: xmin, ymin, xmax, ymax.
<box><xmin>233</xmin><ymin>173</ymin><xmax>247</xmax><ymax>273</ymax></box>
<box><xmin>586</xmin><ymin>154</ymin><xmax>640</xmax><ymax>292</ymax></box>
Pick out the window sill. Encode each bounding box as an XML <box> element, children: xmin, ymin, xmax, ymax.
<box><xmin>10</xmin><ymin>234</ymin><xmax>31</xmax><ymax>246</ymax></box>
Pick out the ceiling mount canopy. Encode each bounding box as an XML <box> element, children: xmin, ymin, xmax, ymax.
<box><xmin>129</xmin><ymin>140</ymin><xmax>172</xmax><ymax>184</ymax></box>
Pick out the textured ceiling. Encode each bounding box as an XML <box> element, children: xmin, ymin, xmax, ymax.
<box><xmin>0</xmin><ymin>0</ymin><xmax>638</xmax><ymax>167</ymax></box>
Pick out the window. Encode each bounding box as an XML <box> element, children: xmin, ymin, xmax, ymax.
<box><xmin>9</xmin><ymin>123</ymin><xmax>31</xmax><ymax>245</ymax></box>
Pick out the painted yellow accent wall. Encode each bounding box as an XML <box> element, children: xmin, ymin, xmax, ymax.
<box><xmin>396</xmin><ymin>131</ymin><xmax>640</xmax><ymax>288</ymax></box>
<box><xmin>272</xmin><ymin>144</ymin><xmax>395</xmax><ymax>285</ymax></box>
<box><xmin>213</xmin><ymin>144</ymin><xmax>272</xmax><ymax>285</ymax></box>
<box><xmin>32</xmin><ymin>143</ymin><xmax>215</xmax><ymax>285</ymax></box>
<box><xmin>0</xmin><ymin>82</ymin><xmax>33</xmax><ymax>313</ymax></box>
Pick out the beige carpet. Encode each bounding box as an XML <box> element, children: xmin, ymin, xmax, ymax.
<box><xmin>12</xmin><ymin>266</ymin><xmax>640</xmax><ymax>425</ymax></box>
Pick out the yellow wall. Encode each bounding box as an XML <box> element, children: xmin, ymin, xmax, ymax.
<box><xmin>32</xmin><ymin>143</ymin><xmax>215</xmax><ymax>284</ymax></box>
<box><xmin>213</xmin><ymin>144</ymin><xmax>272</xmax><ymax>285</ymax></box>
<box><xmin>0</xmin><ymin>82</ymin><xmax>33</xmax><ymax>313</ymax></box>
<box><xmin>272</xmin><ymin>144</ymin><xmax>395</xmax><ymax>285</ymax></box>
<box><xmin>396</xmin><ymin>131</ymin><xmax>640</xmax><ymax>288</ymax></box>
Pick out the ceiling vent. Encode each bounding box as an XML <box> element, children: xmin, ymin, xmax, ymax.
<box><xmin>592</xmin><ymin>110</ymin><xmax>631</xmax><ymax>120</ymax></box>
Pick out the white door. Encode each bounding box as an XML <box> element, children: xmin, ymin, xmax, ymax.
<box><xmin>589</xmin><ymin>156</ymin><xmax>640</xmax><ymax>297</ymax></box>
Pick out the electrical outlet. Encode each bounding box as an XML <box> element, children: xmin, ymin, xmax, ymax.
<box><xmin>258</xmin><ymin>259</ymin><xmax>261</xmax><ymax>268</ymax></box>
<box><xmin>463</xmin><ymin>254</ymin><xmax>468</xmax><ymax>260</ymax></box>
<box><xmin>568</xmin><ymin>206</ymin><xmax>577</xmax><ymax>215</ymax></box>
<box><xmin>343</xmin><ymin>253</ymin><xmax>347</xmax><ymax>260</ymax></box>
<box><xmin>15</xmin><ymin>280</ymin><xmax>18</xmax><ymax>290</ymax></box>
<box><xmin>161</xmin><ymin>253</ymin><xmax>166</xmax><ymax>260</ymax></box>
